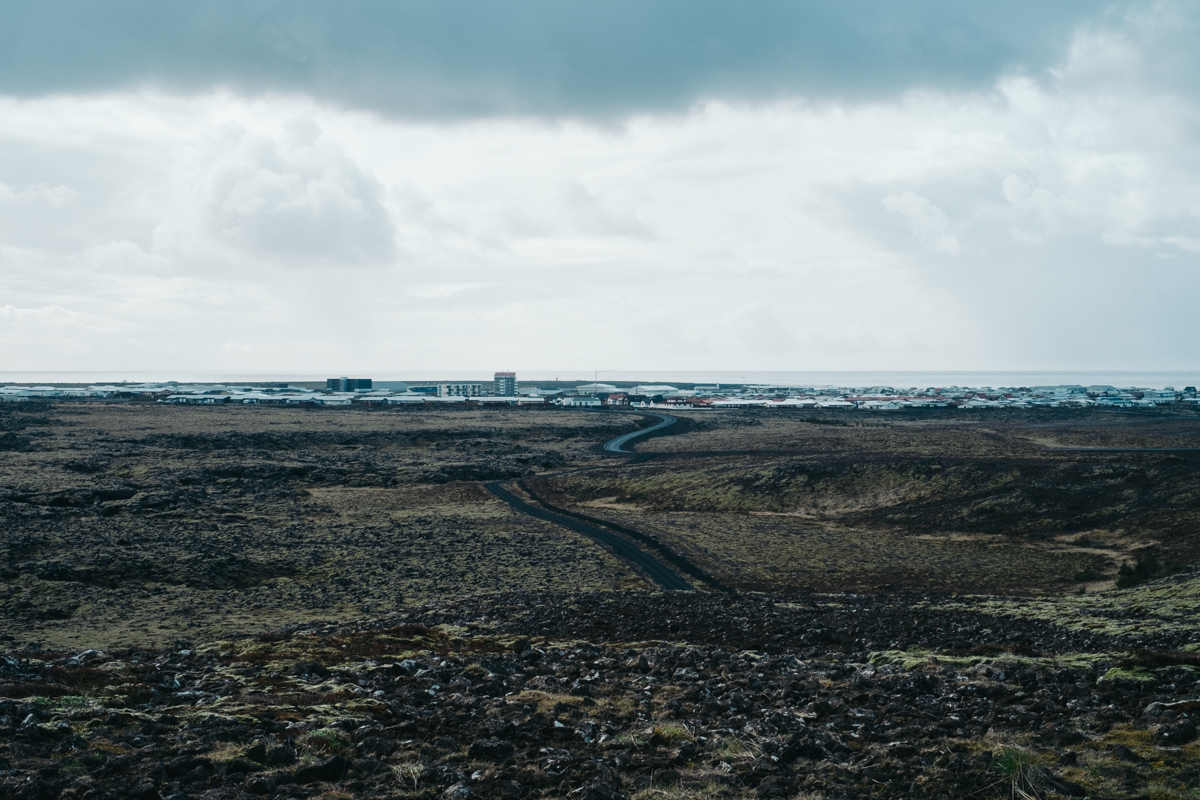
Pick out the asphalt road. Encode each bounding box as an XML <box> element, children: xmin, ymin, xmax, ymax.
<box><xmin>602</xmin><ymin>412</ymin><xmax>677</xmax><ymax>454</ymax></box>
<box><xmin>483</xmin><ymin>411</ymin><xmax>695</xmax><ymax>591</ymax></box>
<box><xmin>484</xmin><ymin>480</ymin><xmax>693</xmax><ymax>591</ymax></box>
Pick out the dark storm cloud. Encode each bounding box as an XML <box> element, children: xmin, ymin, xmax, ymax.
<box><xmin>0</xmin><ymin>0</ymin><xmax>1101</xmax><ymax>118</ymax></box>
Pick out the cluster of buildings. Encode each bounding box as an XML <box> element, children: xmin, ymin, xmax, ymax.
<box><xmin>623</xmin><ymin>383</ymin><xmax>1200</xmax><ymax>410</ymax></box>
<box><xmin>2</xmin><ymin>376</ymin><xmax>1198</xmax><ymax>411</ymax></box>
<box><xmin>0</xmin><ymin>373</ymin><xmax>536</xmax><ymax>407</ymax></box>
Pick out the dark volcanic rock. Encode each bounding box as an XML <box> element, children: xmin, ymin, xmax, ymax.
<box><xmin>358</xmin><ymin>735</ymin><xmax>397</xmax><ymax>757</ymax></box>
<box><xmin>293</xmin><ymin>755</ymin><xmax>352</xmax><ymax>783</ymax></box>
<box><xmin>243</xmin><ymin>774</ymin><xmax>276</xmax><ymax>794</ymax></box>
<box><xmin>264</xmin><ymin>745</ymin><xmax>296</xmax><ymax>765</ymax></box>
<box><xmin>468</xmin><ymin>738</ymin><xmax>516</xmax><ymax>761</ymax></box>
<box><xmin>1157</xmin><ymin>720</ymin><xmax>1198</xmax><ymax>745</ymax></box>
<box><xmin>243</xmin><ymin>742</ymin><xmax>267</xmax><ymax>763</ymax></box>
<box><xmin>226</xmin><ymin>758</ymin><xmax>260</xmax><ymax>774</ymax></box>
<box><xmin>126</xmin><ymin>783</ymin><xmax>160</xmax><ymax>800</ymax></box>
<box><xmin>0</xmin><ymin>587</ymin><xmax>1194</xmax><ymax>800</ymax></box>
<box><xmin>165</xmin><ymin>756</ymin><xmax>212</xmax><ymax>777</ymax></box>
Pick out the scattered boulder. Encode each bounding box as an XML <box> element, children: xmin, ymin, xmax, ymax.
<box><xmin>1109</xmin><ymin>743</ymin><xmax>1146</xmax><ymax>763</ymax></box>
<box><xmin>265</xmin><ymin>746</ymin><xmax>296</xmax><ymax>766</ymax></box>
<box><xmin>125</xmin><ymin>783</ymin><xmax>160</xmax><ymax>800</ymax></box>
<box><xmin>468</xmin><ymin>738</ymin><xmax>515</xmax><ymax>761</ymax></box>
<box><xmin>291</xmin><ymin>659</ymin><xmax>330</xmax><ymax>678</ymax></box>
<box><xmin>243</xmin><ymin>774</ymin><xmax>276</xmax><ymax>795</ymax></box>
<box><xmin>1157</xmin><ymin>720</ymin><xmax>1198</xmax><ymax>745</ymax></box>
<box><xmin>293</xmin><ymin>755</ymin><xmax>352</xmax><ymax>784</ymax></box>
<box><xmin>421</xmin><ymin>765</ymin><xmax>466</xmax><ymax>787</ymax></box>
<box><xmin>359</xmin><ymin>735</ymin><xmax>397</xmax><ymax>757</ymax></box>
<box><xmin>1144</xmin><ymin>699</ymin><xmax>1200</xmax><ymax>716</ymax></box>
<box><xmin>1036</xmin><ymin>767</ymin><xmax>1088</xmax><ymax>797</ymax></box>
<box><xmin>165</xmin><ymin>756</ymin><xmax>212</xmax><ymax>778</ymax></box>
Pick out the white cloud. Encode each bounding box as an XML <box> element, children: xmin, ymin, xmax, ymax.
<box><xmin>186</xmin><ymin>118</ymin><xmax>396</xmax><ymax>266</ymax></box>
<box><xmin>723</xmin><ymin>302</ymin><xmax>799</xmax><ymax>356</ymax></box>
<box><xmin>882</xmin><ymin>192</ymin><xmax>961</xmax><ymax>255</ymax></box>
<box><xmin>557</xmin><ymin>180</ymin><xmax>653</xmax><ymax>240</ymax></box>
<box><xmin>1000</xmin><ymin>174</ymin><xmax>1058</xmax><ymax>241</ymax></box>
<box><xmin>0</xmin><ymin>304</ymin><xmax>96</xmax><ymax>327</ymax></box>
<box><xmin>78</xmin><ymin>240</ymin><xmax>171</xmax><ymax>273</ymax></box>
<box><xmin>0</xmin><ymin>182</ymin><xmax>80</xmax><ymax>206</ymax></box>
<box><xmin>0</xmin><ymin>304</ymin><xmax>129</xmax><ymax>361</ymax></box>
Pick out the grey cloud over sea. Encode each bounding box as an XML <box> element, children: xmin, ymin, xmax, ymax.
<box><xmin>0</xmin><ymin>0</ymin><xmax>1099</xmax><ymax>119</ymax></box>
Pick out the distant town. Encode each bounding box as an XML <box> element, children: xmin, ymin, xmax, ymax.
<box><xmin>2</xmin><ymin>373</ymin><xmax>1198</xmax><ymax>410</ymax></box>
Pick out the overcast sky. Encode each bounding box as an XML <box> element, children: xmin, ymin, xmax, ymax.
<box><xmin>1</xmin><ymin>0</ymin><xmax>1198</xmax><ymax>373</ymax></box>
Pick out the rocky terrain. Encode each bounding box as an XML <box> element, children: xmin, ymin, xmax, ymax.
<box><xmin>3</xmin><ymin>584</ymin><xmax>1200</xmax><ymax>800</ymax></box>
<box><xmin>6</xmin><ymin>403</ymin><xmax>1198</xmax><ymax>651</ymax></box>
<box><xmin>4</xmin><ymin>400</ymin><xmax>1200</xmax><ymax>799</ymax></box>
<box><xmin>541</xmin><ymin>409</ymin><xmax>1200</xmax><ymax>595</ymax></box>
<box><xmin>0</xmin><ymin>404</ymin><xmax>645</xmax><ymax>650</ymax></box>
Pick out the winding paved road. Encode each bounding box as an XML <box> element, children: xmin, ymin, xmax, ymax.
<box><xmin>484</xmin><ymin>410</ymin><xmax>695</xmax><ymax>592</ymax></box>
<box><xmin>602</xmin><ymin>412</ymin><xmax>677</xmax><ymax>454</ymax></box>
<box><xmin>484</xmin><ymin>480</ymin><xmax>693</xmax><ymax>591</ymax></box>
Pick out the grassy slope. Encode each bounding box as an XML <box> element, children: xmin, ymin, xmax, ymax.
<box><xmin>541</xmin><ymin>409</ymin><xmax>1200</xmax><ymax>593</ymax></box>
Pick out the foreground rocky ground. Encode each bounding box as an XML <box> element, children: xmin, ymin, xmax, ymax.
<box><xmin>5</xmin><ymin>402</ymin><xmax>1200</xmax><ymax>798</ymax></box>
<box><xmin>4</xmin><ymin>585</ymin><xmax>1200</xmax><ymax>800</ymax></box>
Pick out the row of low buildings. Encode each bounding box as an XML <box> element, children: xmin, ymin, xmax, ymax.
<box><xmin>619</xmin><ymin>383</ymin><xmax>1200</xmax><ymax>410</ymax></box>
<box><xmin>2</xmin><ymin>377</ymin><xmax>1198</xmax><ymax>411</ymax></box>
<box><xmin>498</xmin><ymin>381</ymin><xmax>1200</xmax><ymax>411</ymax></box>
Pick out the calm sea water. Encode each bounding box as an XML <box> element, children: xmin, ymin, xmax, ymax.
<box><xmin>2</xmin><ymin>370</ymin><xmax>1198</xmax><ymax>390</ymax></box>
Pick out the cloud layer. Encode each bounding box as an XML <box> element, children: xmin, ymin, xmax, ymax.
<box><xmin>0</xmin><ymin>1</ymin><xmax>1198</xmax><ymax>372</ymax></box>
<box><xmin>0</xmin><ymin>1</ymin><xmax>1096</xmax><ymax>119</ymax></box>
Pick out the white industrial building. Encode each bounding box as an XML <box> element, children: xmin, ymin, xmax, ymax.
<box><xmin>438</xmin><ymin>383</ymin><xmax>482</xmax><ymax>397</ymax></box>
<box><xmin>559</xmin><ymin>396</ymin><xmax>602</xmax><ymax>407</ymax></box>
